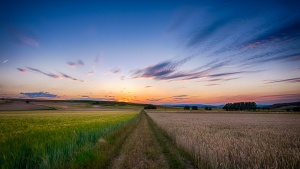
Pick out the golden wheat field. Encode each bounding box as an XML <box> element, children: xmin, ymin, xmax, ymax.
<box><xmin>147</xmin><ymin>112</ymin><xmax>300</xmax><ymax>169</ymax></box>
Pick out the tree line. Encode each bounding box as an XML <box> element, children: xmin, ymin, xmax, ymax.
<box><xmin>223</xmin><ymin>102</ymin><xmax>257</xmax><ymax>111</ymax></box>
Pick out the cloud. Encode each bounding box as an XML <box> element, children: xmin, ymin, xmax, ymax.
<box><xmin>3</xmin><ymin>60</ymin><xmax>8</xmax><ymax>64</ymax></box>
<box><xmin>17</xmin><ymin>68</ymin><xmax>27</xmax><ymax>72</ymax></box>
<box><xmin>129</xmin><ymin>0</ymin><xmax>300</xmax><ymax>84</ymax></box>
<box><xmin>27</xmin><ymin>67</ymin><xmax>61</xmax><ymax>79</ymax></box>
<box><xmin>251</xmin><ymin>93</ymin><xmax>300</xmax><ymax>103</ymax></box>
<box><xmin>67</xmin><ymin>60</ymin><xmax>84</xmax><ymax>68</ymax></box>
<box><xmin>132</xmin><ymin>56</ymin><xmax>195</xmax><ymax>80</ymax></box>
<box><xmin>145</xmin><ymin>86</ymin><xmax>152</xmax><ymax>88</ymax></box>
<box><xmin>17</xmin><ymin>67</ymin><xmax>84</xmax><ymax>82</ymax></box>
<box><xmin>92</xmin><ymin>55</ymin><xmax>100</xmax><ymax>68</ymax></box>
<box><xmin>147</xmin><ymin>98</ymin><xmax>164</xmax><ymax>102</ymax></box>
<box><xmin>60</xmin><ymin>72</ymin><xmax>84</xmax><ymax>82</ymax></box>
<box><xmin>206</xmin><ymin>84</ymin><xmax>220</xmax><ymax>86</ymax></box>
<box><xmin>86</xmin><ymin>71</ymin><xmax>94</xmax><ymax>76</ymax></box>
<box><xmin>208</xmin><ymin>71</ymin><xmax>250</xmax><ymax>78</ymax></box>
<box><xmin>171</xmin><ymin>95</ymin><xmax>190</xmax><ymax>100</ymax></box>
<box><xmin>167</xmin><ymin>7</ymin><xmax>193</xmax><ymax>33</ymax></box>
<box><xmin>6</xmin><ymin>26</ymin><xmax>40</xmax><ymax>47</ymax></box>
<box><xmin>244</xmin><ymin>20</ymin><xmax>300</xmax><ymax>49</ymax></box>
<box><xmin>20</xmin><ymin>92</ymin><xmax>57</xmax><ymax>98</ymax></box>
<box><xmin>266</xmin><ymin>77</ymin><xmax>300</xmax><ymax>84</ymax></box>
<box><xmin>172</xmin><ymin>95</ymin><xmax>188</xmax><ymax>98</ymax></box>
<box><xmin>111</xmin><ymin>68</ymin><xmax>121</xmax><ymax>74</ymax></box>
<box><xmin>131</xmin><ymin>56</ymin><xmax>256</xmax><ymax>81</ymax></box>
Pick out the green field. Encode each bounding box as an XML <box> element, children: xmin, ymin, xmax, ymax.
<box><xmin>0</xmin><ymin>111</ymin><xmax>138</xmax><ymax>168</ymax></box>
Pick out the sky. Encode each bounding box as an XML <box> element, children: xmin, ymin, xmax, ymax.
<box><xmin>0</xmin><ymin>0</ymin><xmax>300</xmax><ymax>105</ymax></box>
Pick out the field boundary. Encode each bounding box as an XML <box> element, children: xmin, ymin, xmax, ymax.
<box><xmin>64</xmin><ymin>113</ymin><xmax>140</xmax><ymax>168</ymax></box>
<box><xmin>145</xmin><ymin>110</ymin><xmax>198</xmax><ymax>169</ymax></box>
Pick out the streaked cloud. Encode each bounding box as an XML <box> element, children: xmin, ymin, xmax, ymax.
<box><xmin>3</xmin><ymin>60</ymin><xmax>8</xmax><ymax>64</ymax></box>
<box><xmin>20</xmin><ymin>92</ymin><xmax>57</xmax><ymax>98</ymax></box>
<box><xmin>6</xmin><ymin>26</ymin><xmax>40</xmax><ymax>47</ymax></box>
<box><xmin>28</xmin><ymin>67</ymin><xmax>61</xmax><ymax>79</ymax></box>
<box><xmin>59</xmin><ymin>72</ymin><xmax>84</xmax><ymax>82</ymax></box>
<box><xmin>131</xmin><ymin>57</ymin><xmax>258</xmax><ymax>81</ymax></box>
<box><xmin>145</xmin><ymin>86</ymin><xmax>152</xmax><ymax>88</ymax></box>
<box><xmin>67</xmin><ymin>59</ymin><xmax>84</xmax><ymax>68</ymax></box>
<box><xmin>17</xmin><ymin>67</ymin><xmax>84</xmax><ymax>82</ymax></box>
<box><xmin>206</xmin><ymin>84</ymin><xmax>220</xmax><ymax>86</ymax></box>
<box><xmin>17</xmin><ymin>68</ymin><xmax>27</xmax><ymax>72</ymax></box>
<box><xmin>111</xmin><ymin>68</ymin><xmax>121</xmax><ymax>74</ymax></box>
<box><xmin>86</xmin><ymin>71</ymin><xmax>94</xmax><ymax>76</ymax></box>
<box><xmin>266</xmin><ymin>77</ymin><xmax>300</xmax><ymax>84</ymax></box>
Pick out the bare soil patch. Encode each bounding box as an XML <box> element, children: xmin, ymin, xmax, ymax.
<box><xmin>0</xmin><ymin>101</ymin><xmax>52</xmax><ymax>111</ymax></box>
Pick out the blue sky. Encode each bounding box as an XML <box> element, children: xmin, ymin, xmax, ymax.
<box><xmin>0</xmin><ymin>0</ymin><xmax>300</xmax><ymax>104</ymax></box>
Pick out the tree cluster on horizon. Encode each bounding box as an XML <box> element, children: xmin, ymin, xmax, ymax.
<box><xmin>223</xmin><ymin>102</ymin><xmax>257</xmax><ymax>111</ymax></box>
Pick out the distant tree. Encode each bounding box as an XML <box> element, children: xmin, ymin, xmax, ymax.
<box><xmin>191</xmin><ymin>106</ymin><xmax>198</xmax><ymax>110</ymax></box>
<box><xmin>92</xmin><ymin>101</ymin><xmax>100</xmax><ymax>105</ymax></box>
<box><xmin>293</xmin><ymin>107</ymin><xmax>300</xmax><ymax>112</ymax></box>
<box><xmin>144</xmin><ymin>105</ymin><xmax>157</xmax><ymax>109</ymax></box>
<box><xmin>205</xmin><ymin>107</ymin><xmax>212</xmax><ymax>110</ymax></box>
<box><xmin>184</xmin><ymin>105</ymin><xmax>190</xmax><ymax>110</ymax></box>
<box><xmin>286</xmin><ymin>108</ymin><xmax>291</xmax><ymax>112</ymax></box>
<box><xmin>25</xmin><ymin>100</ymin><xmax>30</xmax><ymax>104</ymax></box>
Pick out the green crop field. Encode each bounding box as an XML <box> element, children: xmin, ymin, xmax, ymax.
<box><xmin>0</xmin><ymin>111</ymin><xmax>138</xmax><ymax>168</ymax></box>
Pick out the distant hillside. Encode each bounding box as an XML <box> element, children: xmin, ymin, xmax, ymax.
<box><xmin>267</xmin><ymin>101</ymin><xmax>300</xmax><ymax>109</ymax></box>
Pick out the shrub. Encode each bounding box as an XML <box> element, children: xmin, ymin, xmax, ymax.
<box><xmin>191</xmin><ymin>106</ymin><xmax>198</xmax><ymax>110</ymax></box>
<box><xmin>293</xmin><ymin>107</ymin><xmax>300</xmax><ymax>112</ymax></box>
<box><xmin>205</xmin><ymin>107</ymin><xmax>212</xmax><ymax>110</ymax></box>
<box><xmin>144</xmin><ymin>105</ymin><xmax>157</xmax><ymax>109</ymax></box>
<box><xmin>183</xmin><ymin>106</ymin><xmax>190</xmax><ymax>110</ymax></box>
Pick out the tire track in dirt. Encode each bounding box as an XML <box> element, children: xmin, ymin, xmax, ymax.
<box><xmin>111</xmin><ymin>111</ymin><xmax>196</xmax><ymax>169</ymax></box>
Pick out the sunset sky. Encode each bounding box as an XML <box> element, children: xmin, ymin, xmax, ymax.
<box><xmin>0</xmin><ymin>0</ymin><xmax>299</xmax><ymax>104</ymax></box>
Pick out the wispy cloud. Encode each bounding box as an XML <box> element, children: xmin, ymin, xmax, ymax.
<box><xmin>167</xmin><ymin>7</ymin><xmax>193</xmax><ymax>33</ymax></box>
<box><xmin>17</xmin><ymin>67</ymin><xmax>84</xmax><ymax>82</ymax></box>
<box><xmin>17</xmin><ymin>68</ymin><xmax>27</xmax><ymax>72</ymax></box>
<box><xmin>6</xmin><ymin>26</ymin><xmax>40</xmax><ymax>47</ymax></box>
<box><xmin>3</xmin><ymin>60</ymin><xmax>8</xmax><ymax>64</ymax></box>
<box><xmin>67</xmin><ymin>60</ymin><xmax>84</xmax><ymax>68</ymax></box>
<box><xmin>131</xmin><ymin>56</ymin><xmax>258</xmax><ymax>81</ymax></box>
<box><xmin>206</xmin><ymin>84</ymin><xmax>220</xmax><ymax>86</ymax></box>
<box><xmin>244</xmin><ymin>20</ymin><xmax>300</xmax><ymax>49</ymax></box>
<box><xmin>60</xmin><ymin>72</ymin><xmax>84</xmax><ymax>82</ymax></box>
<box><xmin>131</xmin><ymin>56</ymin><xmax>198</xmax><ymax>81</ymax></box>
<box><xmin>20</xmin><ymin>92</ymin><xmax>57</xmax><ymax>98</ymax></box>
<box><xmin>28</xmin><ymin>67</ymin><xmax>61</xmax><ymax>79</ymax></box>
<box><xmin>111</xmin><ymin>68</ymin><xmax>121</xmax><ymax>74</ymax></box>
<box><xmin>265</xmin><ymin>77</ymin><xmax>300</xmax><ymax>84</ymax></box>
<box><xmin>145</xmin><ymin>86</ymin><xmax>152</xmax><ymax>88</ymax></box>
<box><xmin>86</xmin><ymin>71</ymin><xmax>94</xmax><ymax>76</ymax></box>
<box><xmin>131</xmin><ymin>0</ymin><xmax>300</xmax><ymax>83</ymax></box>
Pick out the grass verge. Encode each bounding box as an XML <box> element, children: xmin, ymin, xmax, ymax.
<box><xmin>66</xmin><ymin>113</ymin><xmax>140</xmax><ymax>169</ymax></box>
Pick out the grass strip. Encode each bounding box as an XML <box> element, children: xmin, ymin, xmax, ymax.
<box><xmin>67</xmin><ymin>113</ymin><xmax>140</xmax><ymax>169</ymax></box>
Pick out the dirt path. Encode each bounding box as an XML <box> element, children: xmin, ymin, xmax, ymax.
<box><xmin>112</xmin><ymin>111</ymin><xmax>169</xmax><ymax>169</ymax></box>
<box><xmin>111</xmin><ymin>111</ymin><xmax>196</xmax><ymax>169</ymax></box>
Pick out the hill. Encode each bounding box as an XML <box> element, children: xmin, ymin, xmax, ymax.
<box><xmin>266</xmin><ymin>101</ymin><xmax>300</xmax><ymax>110</ymax></box>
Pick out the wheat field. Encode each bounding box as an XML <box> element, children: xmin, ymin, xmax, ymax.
<box><xmin>148</xmin><ymin>112</ymin><xmax>300</xmax><ymax>169</ymax></box>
